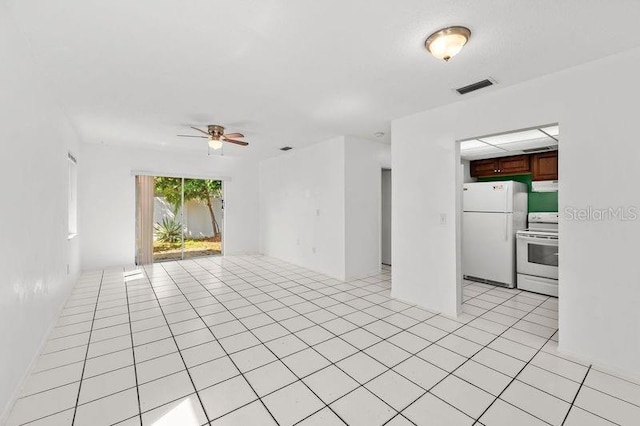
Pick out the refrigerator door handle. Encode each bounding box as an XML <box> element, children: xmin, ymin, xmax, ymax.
<box><xmin>505</xmin><ymin>215</ymin><xmax>508</xmax><ymax>241</ymax></box>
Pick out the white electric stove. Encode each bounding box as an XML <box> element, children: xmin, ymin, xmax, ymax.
<box><xmin>516</xmin><ymin>212</ymin><xmax>559</xmax><ymax>297</ymax></box>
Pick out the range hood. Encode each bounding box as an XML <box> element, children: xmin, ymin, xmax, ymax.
<box><xmin>531</xmin><ymin>180</ymin><xmax>558</xmax><ymax>192</ymax></box>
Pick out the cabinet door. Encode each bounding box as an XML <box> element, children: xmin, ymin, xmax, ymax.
<box><xmin>498</xmin><ymin>155</ymin><xmax>530</xmax><ymax>174</ymax></box>
<box><xmin>532</xmin><ymin>151</ymin><xmax>558</xmax><ymax>180</ymax></box>
<box><xmin>470</xmin><ymin>159</ymin><xmax>499</xmax><ymax>177</ymax></box>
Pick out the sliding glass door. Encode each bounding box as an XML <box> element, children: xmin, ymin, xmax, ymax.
<box><xmin>181</xmin><ymin>178</ymin><xmax>223</xmax><ymax>259</ymax></box>
<box><xmin>135</xmin><ymin>175</ymin><xmax>223</xmax><ymax>264</ymax></box>
<box><xmin>152</xmin><ymin>176</ymin><xmax>185</xmax><ymax>262</ymax></box>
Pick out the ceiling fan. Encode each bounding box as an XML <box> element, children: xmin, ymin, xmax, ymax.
<box><xmin>177</xmin><ymin>125</ymin><xmax>249</xmax><ymax>150</ymax></box>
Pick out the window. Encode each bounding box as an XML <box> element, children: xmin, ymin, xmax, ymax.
<box><xmin>68</xmin><ymin>152</ymin><xmax>77</xmax><ymax>238</ymax></box>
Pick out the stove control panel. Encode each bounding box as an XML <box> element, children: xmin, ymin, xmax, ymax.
<box><xmin>528</xmin><ymin>212</ymin><xmax>559</xmax><ymax>224</ymax></box>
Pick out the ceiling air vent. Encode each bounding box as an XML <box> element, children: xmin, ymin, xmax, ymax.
<box><xmin>522</xmin><ymin>146</ymin><xmax>555</xmax><ymax>154</ymax></box>
<box><xmin>280</xmin><ymin>146</ymin><xmax>293</xmax><ymax>151</ymax></box>
<box><xmin>456</xmin><ymin>78</ymin><xmax>494</xmax><ymax>95</ymax></box>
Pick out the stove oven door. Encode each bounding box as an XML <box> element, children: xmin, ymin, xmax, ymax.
<box><xmin>516</xmin><ymin>232</ymin><xmax>559</xmax><ymax>280</ymax></box>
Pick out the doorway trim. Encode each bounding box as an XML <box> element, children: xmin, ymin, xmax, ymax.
<box><xmin>131</xmin><ymin>169</ymin><xmax>232</xmax><ymax>182</ymax></box>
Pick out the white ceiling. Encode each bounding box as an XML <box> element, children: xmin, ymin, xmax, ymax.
<box><xmin>6</xmin><ymin>0</ymin><xmax>640</xmax><ymax>158</ymax></box>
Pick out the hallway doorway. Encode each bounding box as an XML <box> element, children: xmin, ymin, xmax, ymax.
<box><xmin>381</xmin><ymin>168</ymin><xmax>392</xmax><ymax>266</ymax></box>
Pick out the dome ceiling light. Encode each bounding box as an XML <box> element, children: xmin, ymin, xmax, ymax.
<box><xmin>425</xmin><ymin>26</ymin><xmax>471</xmax><ymax>62</ymax></box>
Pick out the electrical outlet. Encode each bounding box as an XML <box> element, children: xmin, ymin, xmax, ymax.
<box><xmin>312</xmin><ymin>247</ymin><xmax>316</xmax><ymax>254</ymax></box>
<box><xmin>316</xmin><ymin>209</ymin><xmax>320</xmax><ymax>216</ymax></box>
<box><xmin>440</xmin><ymin>214</ymin><xmax>447</xmax><ymax>225</ymax></box>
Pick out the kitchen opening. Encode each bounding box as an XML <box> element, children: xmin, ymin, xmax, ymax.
<box><xmin>135</xmin><ymin>175</ymin><xmax>224</xmax><ymax>264</ymax></box>
<box><xmin>458</xmin><ymin>124</ymin><xmax>559</xmax><ymax>337</ymax></box>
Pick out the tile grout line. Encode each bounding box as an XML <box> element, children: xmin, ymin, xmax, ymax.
<box><xmin>171</xmin><ymin>258</ymin><xmax>353</xmax><ymax>425</ymax></box>
<box><xmin>179</xmin><ymin>258</ymin><xmax>606</xmax><ymax>422</ymax></box>
<box><xmin>71</xmin><ymin>271</ymin><xmax>105</xmax><ymax>425</ymax></box>
<box><xmin>217</xmin><ymin>257</ymin><xmax>479</xmax><ymax>423</ymax></box>
<box><xmin>577</xmin><ymin>381</ymin><xmax>640</xmax><ymax>411</ymax></box>
<box><xmin>22</xmin><ymin>279</ymin><xmax>550</xmax><ymax>411</ymax></box>
<box><xmin>560</xmin><ymin>365</ymin><xmax>592</xmax><ymax>426</ymax></box>
<box><xmin>29</xmin><ymin>256</ymin><xmax>632</xmax><ymax>426</ymax></box>
<box><xmin>178</xmin><ymin>257</ymin><xmax>517</xmax><ymax>424</ymax></box>
<box><xmin>123</xmin><ymin>269</ymin><xmax>143</xmax><ymax>425</ymax></box>
<box><xmin>182</xmin><ymin>258</ymin><xmax>522</xmax><ymax>419</ymax></box>
<box><xmin>154</xmin><ymin>261</ymin><xmax>281</xmax><ymax>426</ymax></box>
<box><xmin>139</xmin><ymin>264</ymin><xmax>213</xmax><ymax>425</ymax></box>
<box><xmin>471</xmin><ymin>328</ymin><xmax>559</xmax><ymax>425</ymax></box>
<box><xmin>392</xmin><ymin>287</ymin><xmax>552</xmax><ymax>424</ymax></box>
<box><xmin>35</xmin><ymin>279</ymin><xmax>576</xmax><ymax>426</ymax></box>
<box><xmin>168</xmin><ymin>260</ymin><xmax>344</xmax><ymax>425</ymax></box>
<box><xmin>164</xmin><ymin>262</ymin><xmax>548</xmax><ymax>411</ymax></box>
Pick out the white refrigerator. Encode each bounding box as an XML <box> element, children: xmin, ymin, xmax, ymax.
<box><xmin>462</xmin><ymin>181</ymin><xmax>528</xmax><ymax>288</ymax></box>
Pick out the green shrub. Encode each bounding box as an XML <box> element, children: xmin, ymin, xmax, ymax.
<box><xmin>154</xmin><ymin>217</ymin><xmax>183</xmax><ymax>243</ymax></box>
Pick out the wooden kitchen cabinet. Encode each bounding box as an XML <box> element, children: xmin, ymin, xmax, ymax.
<box><xmin>532</xmin><ymin>151</ymin><xmax>558</xmax><ymax>180</ymax></box>
<box><xmin>470</xmin><ymin>158</ymin><xmax>499</xmax><ymax>177</ymax></box>
<box><xmin>470</xmin><ymin>155</ymin><xmax>530</xmax><ymax>177</ymax></box>
<box><xmin>498</xmin><ymin>155</ymin><xmax>530</xmax><ymax>175</ymax></box>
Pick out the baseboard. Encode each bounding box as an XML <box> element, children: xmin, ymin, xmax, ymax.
<box><xmin>556</xmin><ymin>344</ymin><xmax>640</xmax><ymax>382</ymax></box>
<box><xmin>0</xmin><ymin>275</ymin><xmax>79</xmax><ymax>424</ymax></box>
<box><xmin>345</xmin><ymin>267</ymin><xmax>382</xmax><ymax>282</ymax></box>
<box><xmin>389</xmin><ymin>291</ymin><xmax>460</xmax><ymax>319</ymax></box>
<box><xmin>222</xmin><ymin>250</ymin><xmax>261</xmax><ymax>256</ymax></box>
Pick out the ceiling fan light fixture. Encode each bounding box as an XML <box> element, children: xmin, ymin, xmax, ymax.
<box><xmin>425</xmin><ymin>26</ymin><xmax>471</xmax><ymax>62</ymax></box>
<box><xmin>208</xmin><ymin>137</ymin><xmax>223</xmax><ymax>150</ymax></box>
<box><xmin>178</xmin><ymin>124</ymin><xmax>249</xmax><ymax>150</ymax></box>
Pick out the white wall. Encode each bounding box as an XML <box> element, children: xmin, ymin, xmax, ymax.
<box><xmin>461</xmin><ymin>160</ymin><xmax>475</xmax><ymax>183</ymax></box>
<box><xmin>259</xmin><ymin>137</ymin><xmax>347</xmax><ymax>280</ymax></box>
<box><xmin>80</xmin><ymin>144</ymin><xmax>259</xmax><ymax>269</ymax></box>
<box><xmin>392</xmin><ymin>47</ymin><xmax>640</xmax><ymax>377</ymax></box>
<box><xmin>0</xmin><ymin>7</ymin><xmax>81</xmax><ymax>421</ymax></box>
<box><xmin>381</xmin><ymin>169</ymin><xmax>392</xmax><ymax>265</ymax></box>
<box><xmin>392</xmin><ymin>107</ymin><xmax>460</xmax><ymax>316</ymax></box>
<box><xmin>259</xmin><ymin>136</ymin><xmax>391</xmax><ymax>280</ymax></box>
<box><xmin>344</xmin><ymin>136</ymin><xmax>391</xmax><ymax>278</ymax></box>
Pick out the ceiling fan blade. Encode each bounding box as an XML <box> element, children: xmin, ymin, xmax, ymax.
<box><xmin>190</xmin><ymin>126</ymin><xmax>210</xmax><ymax>136</ymax></box>
<box><xmin>177</xmin><ymin>134</ymin><xmax>208</xmax><ymax>138</ymax></box>
<box><xmin>223</xmin><ymin>132</ymin><xmax>244</xmax><ymax>139</ymax></box>
<box><xmin>223</xmin><ymin>138</ymin><xmax>249</xmax><ymax>146</ymax></box>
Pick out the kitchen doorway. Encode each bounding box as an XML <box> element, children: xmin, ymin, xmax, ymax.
<box><xmin>135</xmin><ymin>175</ymin><xmax>224</xmax><ymax>264</ymax></box>
<box><xmin>456</xmin><ymin>123</ymin><xmax>560</xmax><ymax>346</ymax></box>
<box><xmin>458</xmin><ymin>124</ymin><xmax>559</xmax><ymax>292</ymax></box>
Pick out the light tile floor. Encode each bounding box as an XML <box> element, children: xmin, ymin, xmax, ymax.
<box><xmin>6</xmin><ymin>255</ymin><xmax>640</xmax><ymax>425</ymax></box>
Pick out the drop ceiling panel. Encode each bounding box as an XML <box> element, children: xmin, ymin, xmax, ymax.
<box><xmin>540</xmin><ymin>125</ymin><xmax>560</xmax><ymax>137</ymax></box>
<box><xmin>495</xmin><ymin>138</ymin><xmax>557</xmax><ymax>152</ymax></box>
<box><xmin>460</xmin><ymin>139</ymin><xmax>489</xmax><ymax>150</ymax></box>
<box><xmin>479</xmin><ymin>129</ymin><xmax>547</xmax><ymax>146</ymax></box>
<box><xmin>460</xmin><ymin>125</ymin><xmax>559</xmax><ymax>160</ymax></box>
<box><xmin>460</xmin><ymin>145</ymin><xmax>506</xmax><ymax>160</ymax></box>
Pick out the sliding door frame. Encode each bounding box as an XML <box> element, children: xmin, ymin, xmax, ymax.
<box><xmin>133</xmin><ymin>170</ymin><xmax>228</xmax><ymax>264</ymax></box>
